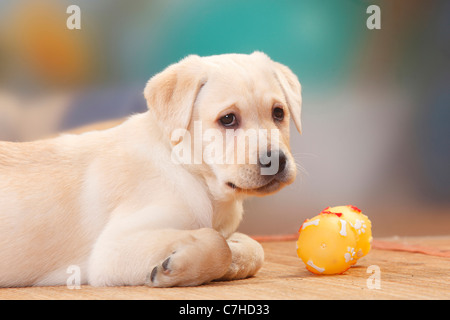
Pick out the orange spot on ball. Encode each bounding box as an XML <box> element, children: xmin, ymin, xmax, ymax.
<box><xmin>320</xmin><ymin>210</ymin><xmax>342</xmax><ymax>217</ymax></box>
<box><xmin>347</xmin><ymin>205</ymin><xmax>362</xmax><ymax>213</ymax></box>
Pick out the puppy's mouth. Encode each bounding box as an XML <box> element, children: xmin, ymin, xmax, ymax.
<box><xmin>226</xmin><ymin>179</ymin><xmax>281</xmax><ymax>195</ymax></box>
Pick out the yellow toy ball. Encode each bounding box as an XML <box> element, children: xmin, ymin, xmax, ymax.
<box><xmin>296</xmin><ymin>212</ymin><xmax>358</xmax><ymax>274</ymax></box>
<box><xmin>324</xmin><ymin>205</ymin><xmax>372</xmax><ymax>259</ymax></box>
<box><xmin>296</xmin><ymin>205</ymin><xmax>372</xmax><ymax>275</ymax></box>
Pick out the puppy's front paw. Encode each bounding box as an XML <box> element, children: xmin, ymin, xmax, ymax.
<box><xmin>145</xmin><ymin>228</ymin><xmax>232</xmax><ymax>287</ymax></box>
<box><xmin>218</xmin><ymin>233</ymin><xmax>264</xmax><ymax>281</ymax></box>
<box><xmin>146</xmin><ymin>252</ymin><xmax>180</xmax><ymax>287</ymax></box>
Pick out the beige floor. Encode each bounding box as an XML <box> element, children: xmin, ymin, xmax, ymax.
<box><xmin>1</xmin><ymin>236</ymin><xmax>449</xmax><ymax>300</ymax></box>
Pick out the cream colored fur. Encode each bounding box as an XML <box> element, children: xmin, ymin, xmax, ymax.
<box><xmin>0</xmin><ymin>52</ymin><xmax>302</xmax><ymax>287</ymax></box>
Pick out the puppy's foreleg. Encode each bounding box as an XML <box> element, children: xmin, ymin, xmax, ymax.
<box><xmin>88</xmin><ymin>227</ymin><xmax>232</xmax><ymax>287</ymax></box>
<box><xmin>217</xmin><ymin>232</ymin><xmax>264</xmax><ymax>281</ymax></box>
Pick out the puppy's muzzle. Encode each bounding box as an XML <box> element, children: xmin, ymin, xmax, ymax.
<box><xmin>258</xmin><ymin>150</ymin><xmax>287</xmax><ymax>176</ymax></box>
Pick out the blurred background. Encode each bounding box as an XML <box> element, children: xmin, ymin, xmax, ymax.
<box><xmin>0</xmin><ymin>0</ymin><xmax>448</xmax><ymax>237</ymax></box>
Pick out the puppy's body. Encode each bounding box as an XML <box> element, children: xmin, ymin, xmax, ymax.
<box><xmin>0</xmin><ymin>52</ymin><xmax>302</xmax><ymax>287</ymax></box>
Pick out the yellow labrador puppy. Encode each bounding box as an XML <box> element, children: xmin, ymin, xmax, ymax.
<box><xmin>0</xmin><ymin>52</ymin><xmax>302</xmax><ymax>287</ymax></box>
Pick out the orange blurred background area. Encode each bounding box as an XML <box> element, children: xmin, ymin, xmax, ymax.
<box><xmin>0</xmin><ymin>0</ymin><xmax>449</xmax><ymax>237</ymax></box>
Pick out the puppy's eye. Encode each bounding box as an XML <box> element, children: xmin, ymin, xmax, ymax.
<box><xmin>219</xmin><ymin>113</ymin><xmax>237</xmax><ymax>127</ymax></box>
<box><xmin>273</xmin><ymin>107</ymin><xmax>284</xmax><ymax>121</ymax></box>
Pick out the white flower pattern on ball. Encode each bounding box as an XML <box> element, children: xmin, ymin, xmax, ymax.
<box><xmin>351</xmin><ymin>219</ymin><xmax>367</xmax><ymax>235</ymax></box>
<box><xmin>344</xmin><ymin>247</ymin><xmax>356</xmax><ymax>263</ymax></box>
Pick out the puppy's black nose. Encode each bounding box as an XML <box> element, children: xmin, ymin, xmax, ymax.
<box><xmin>278</xmin><ymin>151</ymin><xmax>287</xmax><ymax>173</ymax></box>
<box><xmin>258</xmin><ymin>150</ymin><xmax>287</xmax><ymax>175</ymax></box>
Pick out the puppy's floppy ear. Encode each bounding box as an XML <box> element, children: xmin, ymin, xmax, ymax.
<box><xmin>144</xmin><ymin>55</ymin><xmax>207</xmax><ymax>143</ymax></box>
<box><xmin>273</xmin><ymin>62</ymin><xmax>302</xmax><ymax>134</ymax></box>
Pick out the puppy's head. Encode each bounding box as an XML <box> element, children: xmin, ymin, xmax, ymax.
<box><xmin>144</xmin><ymin>52</ymin><xmax>302</xmax><ymax>200</ymax></box>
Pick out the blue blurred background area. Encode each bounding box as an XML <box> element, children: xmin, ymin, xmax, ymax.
<box><xmin>0</xmin><ymin>0</ymin><xmax>449</xmax><ymax>236</ymax></box>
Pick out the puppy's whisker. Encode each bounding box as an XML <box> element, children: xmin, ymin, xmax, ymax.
<box><xmin>294</xmin><ymin>160</ymin><xmax>308</xmax><ymax>177</ymax></box>
<box><xmin>292</xmin><ymin>152</ymin><xmax>319</xmax><ymax>159</ymax></box>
